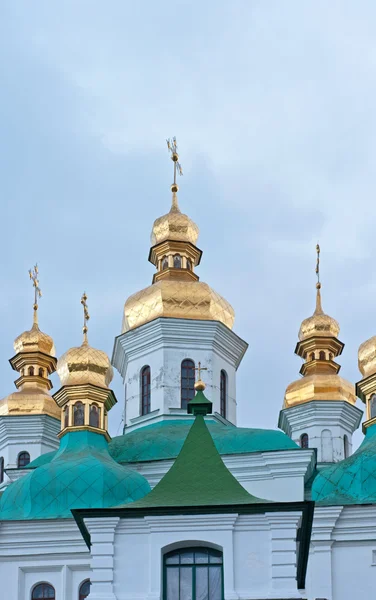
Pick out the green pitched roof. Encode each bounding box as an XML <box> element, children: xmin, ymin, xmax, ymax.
<box><xmin>122</xmin><ymin>414</ymin><xmax>268</xmax><ymax>509</ymax></box>
<box><xmin>312</xmin><ymin>423</ymin><xmax>376</xmax><ymax>505</ymax></box>
<box><xmin>0</xmin><ymin>430</ymin><xmax>151</xmax><ymax>520</ymax></box>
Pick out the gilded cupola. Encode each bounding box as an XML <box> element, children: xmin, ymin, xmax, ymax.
<box><xmin>122</xmin><ymin>138</ymin><xmax>235</xmax><ymax>333</ymax></box>
<box><xmin>53</xmin><ymin>293</ymin><xmax>116</xmax><ymax>440</ymax></box>
<box><xmin>0</xmin><ymin>266</ymin><xmax>60</xmax><ymax>420</ymax></box>
<box><xmin>356</xmin><ymin>326</ymin><xmax>376</xmax><ymax>431</ymax></box>
<box><xmin>284</xmin><ymin>246</ymin><xmax>356</xmax><ymax>408</ymax></box>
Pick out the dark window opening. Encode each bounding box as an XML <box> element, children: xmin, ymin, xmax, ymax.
<box><xmin>28</xmin><ymin>366</ymin><xmax>35</xmax><ymax>376</ymax></box>
<box><xmin>344</xmin><ymin>434</ymin><xmax>350</xmax><ymax>458</ymax></box>
<box><xmin>181</xmin><ymin>359</ymin><xmax>195</xmax><ymax>410</ymax></box>
<box><xmin>141</xmin><ymin>366</ymin><xmax>151</xmax><ymax>415</ymax></box>
<box><xmin>32</xmin><ymin>583</ymin><xmax>55</xmax><ymax>599</ymax></box>
<box><xmin>371</xmin><ymin>394</ymin><xmax>376</xmax><ymax>420</ymax></box>
<box><xmin>174</xmin><ymin>254</ymin><xmax>182</xmax><ymax>268</ymax></box>
<box><xmin>319</xmin><ymin>351</ymin><xmax>326</xmax><ymax>360</ymax></box>
<box><xmin>18</xmin><ymin>451</ymin><xmax>30</xmax><ymax>468</ymax></box>
<box><xmin>220</xmin><ymin>370</ymin><xmax>227</xmax><ymax>419</ymax></box>
<box><xmin>300</xmin><ymin>433</ymin><xmax>309</xmax><ymax>449</ymax></box>
<box><xmin>64</xmin><ymin>406</ymin><xmax>69</xmax><ymax>428</ymax></box>
<box><xmin>186</xmin><ymin>258</ymin><xmax>192</xmax><ymax>270</ymax></box>
<box><xmin>164</xmin><ymin>547</ymin><xmax>223</xmax><ymax>600</ymax></box>
<box><xmin>79</xmin><ymin>579</ymin><xmax>91</xmax><ymax>600</ymax></box>
<box><xmin>0</xmin><ymin>457</ymin><xmax>4</xmax><ymax>484</ymax></box>
<box><xmin>162</xmin><ymin>256</ymin><xmax>168</xmax><ymax>270</ymax></box>
<box><xmin>310</xmin><ymin>353</ymin><xmax>315</xmax><ymax>361</ymax></box>
<box><xmin>73</xmin><ymin>402</ymin><xmax>85</xmax><ymax>426</ymax></box>
<box><xmin>89</xmin><ymin>404</ymin><xmax>101</xmax><ymax>428</ymax></box>
<box><xmin>38</xmin><ymin>368</ymin><xmax>44</xmax><ymax>377</ymax></box>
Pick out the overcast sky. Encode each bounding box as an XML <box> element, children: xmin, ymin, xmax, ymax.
<box><xmin>1</xmin><ymin>1</ymin><xmax>375</xmax><ymax>448</ymax></box>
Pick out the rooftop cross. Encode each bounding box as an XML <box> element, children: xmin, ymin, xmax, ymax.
<box><xmin>166</xmin><ymin>136</ymin><xmax>183</xmax><ymax>194</ymax></box>
<box><xmin>315</xmin><ymin>243</ymin><xmax>321</xmax><ymax>290</ymax></box>
<box><xmin>29</xmin><ymin>264</ymin><xmax>42</xmax><ymax>325</ymax></box>
<box><xmin>194</xmin><ymin>361</ymin><xmax>208</xmax><ymax>391</ymax></box>
<box><xmin>81</xmin><ymin>292</ymin><xmax>90</xmax><ymax>344</ymax></box>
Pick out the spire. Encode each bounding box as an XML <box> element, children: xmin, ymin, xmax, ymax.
<box><xmin>166</xmin><ymin>136</ymin><xmax>183</xmax><ymax>203</ymax></box>
<box><xmin>81</xmin><ymin>292</ymin><xmax>90</xmax><ymax>345</ymax></box>
<box><xmin>28</xmin><ymin>264</ymin><xmax>42</xmax><ymax>327</ymax></box>
<box><xmin>314</xmin><ymin>243</ymin><xmax>324</xmax><ymax>315</ymax></box>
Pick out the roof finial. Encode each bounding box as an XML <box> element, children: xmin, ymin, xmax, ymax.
<box><xmin>81</xmin><ymin>292</ymin><xmax>90</xmax><ymax>344</ymax></box>
<box><xmin>166</xmin><ymin>136</ymin><xmax>183</xmax><ymax>211</ymax></box>
<box><xmin>29</xmin><ymin>264</ymin><xmax>42</xmax><ymax>326</ymax></box>
<box><xmin>194</xmin><ymin>361</ymin><xmax>208</xmax><ymax>391</ymax></box>
<box><xmin>314</xmin><ymin>243</ymin><xmax>323</xmax><ymax>314</ymax></box>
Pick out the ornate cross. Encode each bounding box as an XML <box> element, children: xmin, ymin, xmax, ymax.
<box><xmin>166</xmin><ymin>136</ymin><xmax>183</xmax><ymax>186</ymax></box>
<box><xmin>29</xmin><ymin>264</ymin><xmax>42</xmax><ymax>313</ymax></box>
<box><xmin>315</xmin><ymin>243</ymin><xmax>321</xmax><ymax>289</ymax></box>
<box><xmin>195</xmin><ymin>361</ymin><xmax>207</xmax><ymax>382</ymax></box>
<box><xmin>81</xmin><ymin>292</ymin><xmax>90</xmax><ymax>342</ymax></box>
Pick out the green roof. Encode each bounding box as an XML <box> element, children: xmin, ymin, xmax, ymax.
<box><xmin>312</xmin><ymin>423</ymin><xmax>376</xmax><ymax>505</ymax></box>
<box><xmin>119</xmin><ymin>413</ymin><xmax>268</xmax><ymax>509</ymax></box>
<box><xmin>0</xmin><ymin>430</ymin><xmax>151</xmax><ymax>520</ymax></box>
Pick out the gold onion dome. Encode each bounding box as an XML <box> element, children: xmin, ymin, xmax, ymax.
<box><xmin>358</xmin><ymin>336</ymin><xmax>376</xmax><ymax>378</ymax></box>
<box><xmin>298</xmin><ymin>284</ymin><xmax>340</xmax><ymax>341</ymax></box>
<box><xmin>57</xmin><ymin>294</ymin><xmax>113</xmax><ymax>388</ymax></box>
<box><xmin>150</xmin><ymin>190</ymin><xmax>199</xmax><ymax>246</ymax></box>
<box><xmin>14</xmin><ymin>321</ymin><xmax>55</xmax><ymax>356</ymax></box>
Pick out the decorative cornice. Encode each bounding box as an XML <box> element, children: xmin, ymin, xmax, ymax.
<box><xmin>278</xmin><ymin>400</ymin><xmax>363</xmax><ymax>437</ymax></box>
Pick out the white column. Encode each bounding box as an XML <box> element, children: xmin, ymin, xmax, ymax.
<box><xmin>85</xmin><ymin>517</ymin><xmax>120</xmax><ymax>600</ymax></box>
<box><xmin>308</xmin><ymin>506</ymin><xmax>342</xmax><ymax>600</ymax></box>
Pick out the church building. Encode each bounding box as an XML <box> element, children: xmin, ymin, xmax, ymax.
<box><xmin>0</xmin><ymin>140</ymin><xmax>375</xmax><ymax>600</ymax></box>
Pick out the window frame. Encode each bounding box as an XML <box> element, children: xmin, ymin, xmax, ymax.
<box><xmin>78</xmin><ymin>579</ymin><xmax>91</xmax><ymax>600</ymax></box>
<box><xmin>163</xmin><ymin>546</ymin><xmax>224</xmax><ymax>600</ymax></box>
<box><xmin>181</xmin><ymin>359</ymin><xmax>195</xmax><ymax>410</ymax></box>
<box><xmin>31</xmin><ymin>582</ymin><xmax>56</xmax><ymax>599</ymax></box>
<box><xmin>220</xmin><ymin>370</ymin><xmax>227</xmax><ymax>419</ymax></box>
<box><xmin>141</xmin><ymin>366</ymin><xmax>151</xmax><ymax>416</ymax></box>
<box><xmin>18</xmin><ymin>451</ymin><xmax>30</xmax><ymax>468</ymax></box>
<box><xmin>300</xmin><ymin>433</ymin><xmax>309</xmax><ymax>449</ymax></box>
<box><xmin>73</xmin><ymin>401</ymin><xmax>85</xmax><ymax>426</ymax></box>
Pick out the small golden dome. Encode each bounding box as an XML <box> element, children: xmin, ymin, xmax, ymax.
<box><xmin>57</xmin><ymin>341</ymin><xmax>113</xmax><ymax>388</ymax></box>
<box><xmin>0</xmin><ymin>389</ymin><xmax>61</xmax><ymax>419</ymax></box>
<box><xmin>284</xmin><ymin>373</ymin><xmax>356</xmax><ymax>407</ymax></box>
<box><xmin>151</xmin><ymin>193</ymin><xmax>199</xmax><ymax>247</ymax></box>
<box><xmin>358</xmin><ymin>336</ymin><xmax>376</xmax><ymax>378</ymax></box>
<box><xmin>14</xmin><ymin>322</ymin><xmax>55</xmax><ymax>356</ymax></box>
<box><xmin>122</xmin><ymin>279</ymin><xmax>235</xmax><ymax>332</ymax></box>
<box><xmin>298</xmin><ymin>286</ymin><xmax>340</xmax><ymax>341</ymax></box>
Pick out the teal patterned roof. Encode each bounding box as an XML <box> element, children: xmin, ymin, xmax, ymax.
<box><xmin>312</xmin><ymin>423</ymin><xmax>376</xmax><ymax>505</ymax></box>
<box><xmin>0</xmin><ymin>430</ymin><xmax>150</xmax><ymax>520</ymax></box>
<box><xmin>109</xmin><ymin>418</ymin><xmax>299</xmax><ymax>463</ymax></box>
<box><xmin>27</xmin><ymin>418</ymin><xmax>299</xmax><ymax>471</ymax></box>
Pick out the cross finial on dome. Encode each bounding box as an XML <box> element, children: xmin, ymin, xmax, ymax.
<box><xmin>29</xmin><ymin>264</ymin><xmax>42</xmax><ymax>326</ymax></box>
<box><xmin>166</xmin><ymin>136</ymin><xmax>183</xmax><ymax>210</ymax></box>
<box><xmin>194</xmin><ymin>361</ymin><xmax>208</xmax><ymax>391</ymax></box>
<box><xmin>81</xmin><ymin>292</ymin><xmax>90</xmax><ymax>344</ymax></box>
<box><xmin>314</xmin><ymin>243</ymin><xmax>324</xmax><ymax>315</ymax></box>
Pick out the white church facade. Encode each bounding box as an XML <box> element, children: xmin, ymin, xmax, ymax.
<box><xmin>0</xmin><ymin>143</ymin><xmax>376</xmax><ymax>600</ymax></box>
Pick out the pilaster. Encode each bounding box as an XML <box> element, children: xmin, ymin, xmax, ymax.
<box><xmin>84</xmin><ymin>517</ymin><xmax>120</xmax><ymax>600</ymax></box>
<box><xmin>309</xmin><ymin>506</ymin><xmax>343</xmax><ymax>600</ymax></box>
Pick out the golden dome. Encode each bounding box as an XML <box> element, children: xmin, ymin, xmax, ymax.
<box><xmin>122</xmin><ymin>279</ymin><xmax>235</xmax><ymax>332</ymax></box>
<box><xmin>298</xmin><ymin>286</ymin><xmax>340</xmax><ymax>341</ymax></box>
<box><xmin>57</xmin><ymin>341</ymin><xmax>113</xmax><ymax>388</ymax></box>
<box><xmin>151</xmin><ymin>193</ymin><xmax>199</xmax><ymax>246</ymax></box>
<box><xmin>14</xmin><ymin>322</ymin><xmax>55</xmax><ymax>356</ymax></box>
<box><xmin>284</xmin><ymin>373</ymin><xmax>356</xmax><ymax>408</ymax></box>
<box><xmin>358</xmin><ymin>336</ymin><xmax>376</xmax><ymax>378</ymax></box>
<box><xmin>0</xmin><ymin>389</ymin><xmax>60</xmax><ymax>419</ymax></box>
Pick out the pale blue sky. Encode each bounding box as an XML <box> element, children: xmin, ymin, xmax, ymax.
<box><xmin>1</xmin><ymin>2</ymin><xmax>376</xmax><ymax>446</ymax></box>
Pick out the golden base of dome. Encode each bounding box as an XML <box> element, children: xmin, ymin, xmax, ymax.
<box><xmin>122</xmin><ymin>280</ymin><xmax>235</xmax><ymax>332</ymax></box>
<box><xmin>284</xmin><ymin>373</ymin><xmax>356</xmax><ymax>408</ymax></box>
<box><xmin>0</xmin><ymin>389</ymin><xmax>61</xmax><ymax>419</ymax></box>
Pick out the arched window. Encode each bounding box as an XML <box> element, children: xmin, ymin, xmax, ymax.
<box><xmin>329</xmin><ymin>352</ymin><xmax>333</xmax><ymax>361</ymax></box>
<box><xmin>28</xmin><ymin>366</ymin><xmax>35</xmax><ymax>376</ymax></box>
<box><xmin>344</xmin><ymin>434</ymin><xmax>350</xmax><ymax>459</ymax></box>
<box><xmin>73</xmin><ymin>402</ymin><xmax>85</xmax><ymax>426</ymax></box>
<box><xmin>310</xmin><ymin>353</ymin><xmax>315</xmax><ymax>361</ymax></box>
<box><xmin>181</xmin><ymin>359</ymin><xmax>195</xmax><ymax>410</ymax></box>
<box><xmin>220</xmin><ymin>370</ymin><xmax>227</xmax><ymax>419</ymax></box>
<box><xmin>300</xmin><ymin>433</ymin><xmax>309</xmax><ymax>449</ymax></box>
<box><xmin>0</xmin><ymin>457</ymin><xmax>4</xmax><ymax>484</ymax></box>
<box><xmin>32</xmin><ymin>583</ymin><xmax>55</xmax><ymax>599</ymax></box>
<box><xmin>21</xmin><ymin>368</ymin><xmax>24</xmax><ymax>376</ymax></box>
<box><xmin>18</xmin><ymin>451</ymin><xmax>30</xmax><ymax>468</ymax></box>
<box><xmin>162</xmin><ymin>256</ymin><xmax>168</xmax><ymax>270</ymax></box>
<box><xmin>164</xmin><ymin>547</ymin><xmax>223</xmax><ymax>600</ymax></box>
<box><xmin>321</xmin><ymin>429</ymin><xmax>333</xmax><ymax>462</ymax></box>
<box><xmin>79</xmin><ymin>579</ymin><xmax>91</xmax><ymax>600</ymax></box>
<box><xmin>89</xmin><ymin>404</ymin><xmax>101</xmax><ymax>428</ymax></box>
<box><xmin>38</xmin><ymin>368</ymin><xmax>44</xmax><ymax>378</ymax></box>
<box><xmin>141</xmin><ymin>366</ymin><xmax>151</xmax><ymax>416</ymax></box>
<box><xmin>64</xmin><ymin>405</ymin><xmax>69</xmax><ymax>428</ymax></box>
<box><xmin>186</xmin><ymin>258</ymin><xmax>192</xmax><ymax>270</ymax></box>
<box><xmin>319</xmin><ymin>351</ymin><xmax>325</xmax><ymax>360</ymax></box>
<box><xmin>173</xmin><ymin>254</ymin><xmax>182</xmax><ymax>268</ymax></box>
<box><xmin>370</xmin><ymin>394</ymin><xmax>376</xmax><ymax>419</ymax></box>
